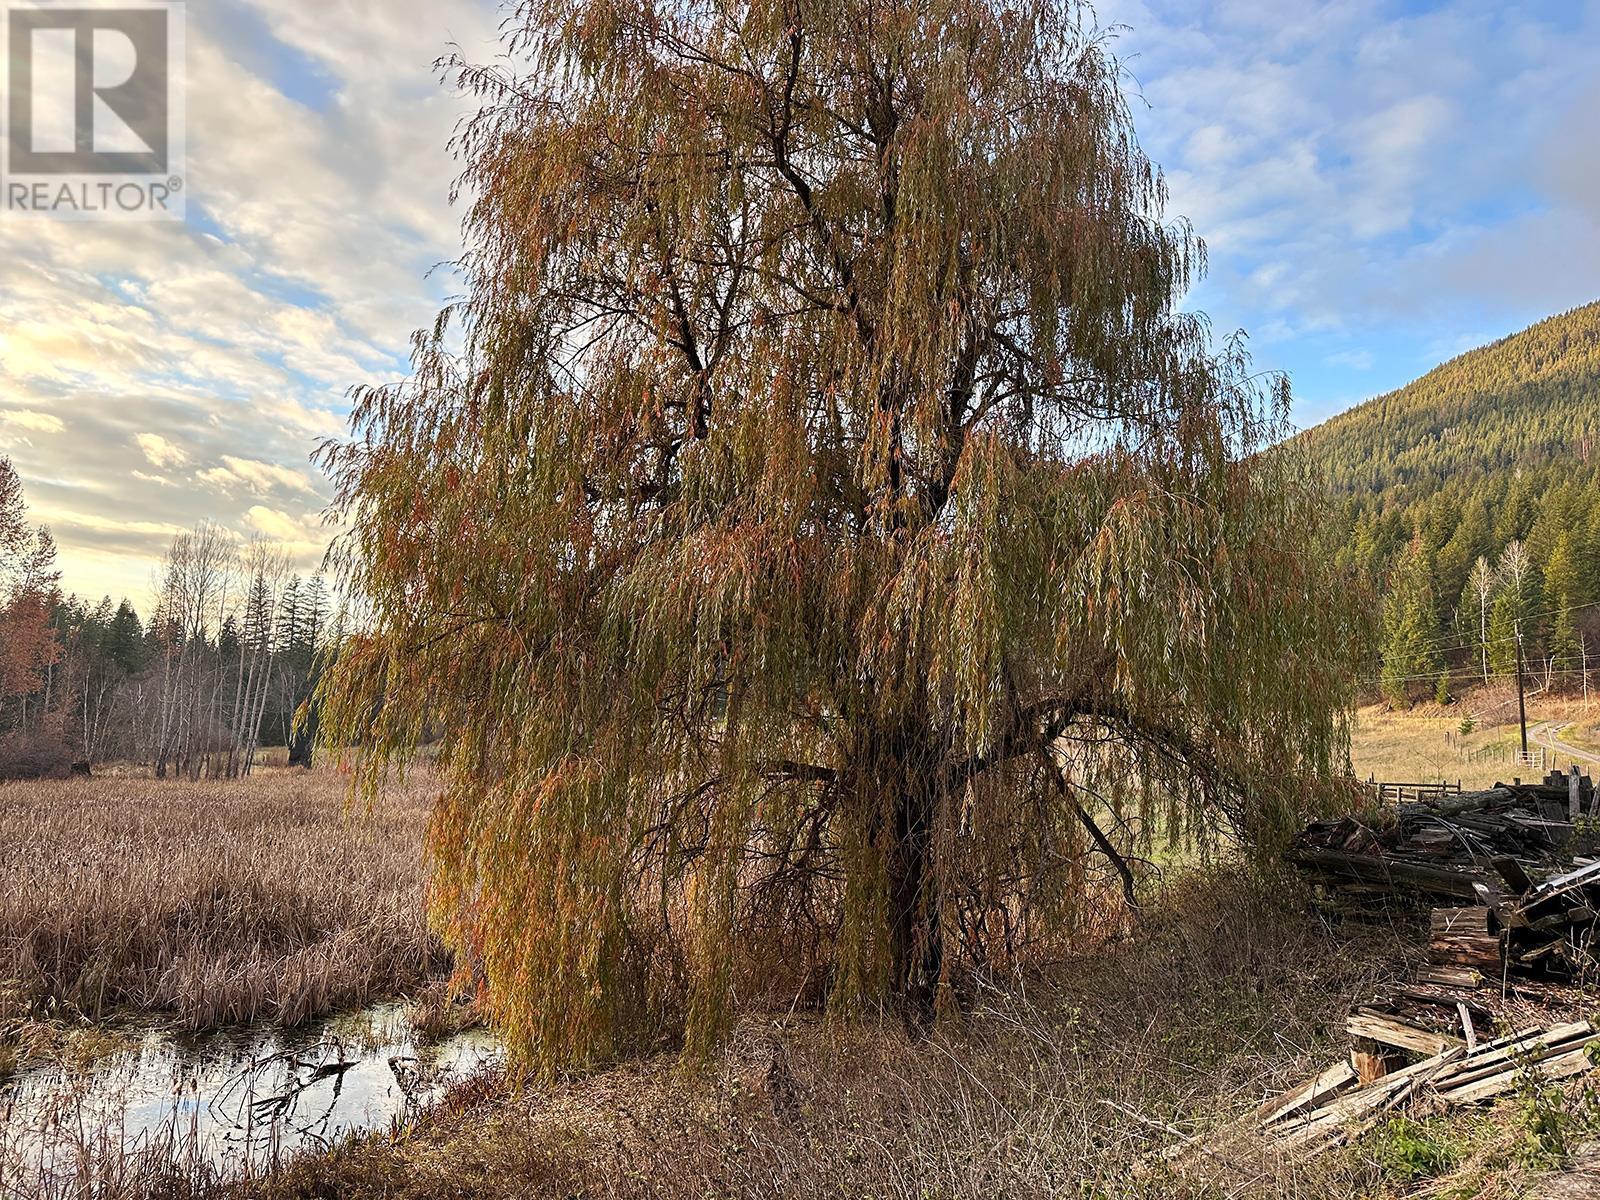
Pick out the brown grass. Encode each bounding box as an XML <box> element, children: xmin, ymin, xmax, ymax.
<box><xmin>236</xmin><ymin>869</ymin><xmax>1431</xmax><ymax>1200</ymax></box>
<box><xmin>16</xmin><ymin>864</ymin><xmax>1598</xmax><ymax>1199</ymax></box>
<box><xmin>9</xmin><ymin>761</ymin><xmax>1598</xmax><ymax>1199</ymax></box>
<box><xmin>1351</xmin><ymin>692</ymin><xmax>1600</xmax><ymax>791</ymax></box>
<box><xmin>0</xmin><ymin>767</ymin><xmax>447</xmax><ymax>1034</ymax></box>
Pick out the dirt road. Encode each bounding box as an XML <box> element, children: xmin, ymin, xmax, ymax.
<box><xmin>1531</xmin><ymin>720</ymin><xmax>1600</xmax><ymax>769</ymax></box>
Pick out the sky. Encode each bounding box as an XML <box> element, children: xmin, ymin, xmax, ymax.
<box><xmin>1</xmin><ymin>0</ymin><xmax>1597</xmax><ymax>608</ymax></box>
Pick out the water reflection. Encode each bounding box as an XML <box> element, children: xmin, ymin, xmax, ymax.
<box><xmin>0</xmin><ymin>1002</ymin><xmax>503</xmax><ymax>1189</ymax></box>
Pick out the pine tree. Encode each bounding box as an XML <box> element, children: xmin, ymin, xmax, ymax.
<box><xmin>1435</xmin><ymin>498</ymin><xmax>1490</xmax><ymax>609</ymax></box>
<box><xmin>1299</xmin><ymin>302</ymin><xmax>1600</xmax><ymax>686</ymax></box>
<box><xmin>1380</xmin><ymin>537</ymin><xmax>1440</xmax><ymax>707</ymax></box>
<box><xmin>105</xmin><ymin>601</ymin><xmax>145</xmax><ymax>674</ymax></box>
<box><xmin>1545</xmin><ymin>532</ymin><xmax>1583</xmax><ymax>670</ymax></box>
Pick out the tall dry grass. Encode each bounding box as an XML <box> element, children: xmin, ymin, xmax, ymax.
<box><xmin>246</xmin><ymin>869</ymin><xmax>1426</xmax><ymax>1200</ymax></box>
<box><xmin>0</xmin><ymin>768</ymin><xmax>447</xmax><ymax>1032</ymax></box>
<box><xmin>16</xmin><ymin>868</ymin><xmax>1591</xmax><ymax>1198</ymax></box>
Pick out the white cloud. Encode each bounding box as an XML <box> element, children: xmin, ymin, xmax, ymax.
<box><xmin>0</xmin><ymin>409</ymin><xmax>66</xmax><ymax>435</ymax></box>
<box><xmin>5</xmin><ymin>0</ymin><xmax>1599</xmax><ymax>600</ymax></box>
<box><xmin>196</xmin><ymin>455</ymin><xmax>319</xmax><ymax>498</ymax></box>
<box><xmin>243</xmin><ymin>503</ymin><xmax>322</xmax><ymax>543</ymax></box>
<box><xmin>1097</xmin><ymin>0</ymin><xmax>1600</xmax><ymax>420</ymax></box>
<box><xmin>0</xmin><ymin>0</ymin><xmax>501</xmax><ymax>604</ymax></box>
<box><xmin>135</xmin><ymin>432</ymin><xmax>188</xmax><ymax>468</ymax></box>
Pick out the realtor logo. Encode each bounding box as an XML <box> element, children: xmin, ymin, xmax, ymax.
<box><xmin>3</xmin><ymin>1</ymin><xmax>185</xmax><ymax>219</ymax></box>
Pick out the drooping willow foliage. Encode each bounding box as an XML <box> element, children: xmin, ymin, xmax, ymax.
<box><xmin>318</xmin><ymin>0</ymin><xmax>1364</xmax><ymax>1072</ymax></box>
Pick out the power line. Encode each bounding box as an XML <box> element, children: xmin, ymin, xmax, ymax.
<box><xmin>1409</xmin><ymin>598</ymin><xmax>1600</xmax><ymax>656</ymax></box>
<box><xmin>1357</xmin><ymin>665</ymin><xmax>1600</xmax><ymax>686</ymax></box>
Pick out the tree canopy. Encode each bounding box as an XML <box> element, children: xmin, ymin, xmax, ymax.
<box><xmin>319</xmin><ymin>0</ymin><xmax>1361</xmax><ymax>1072</ymax></box>
<box><xmin>0</xmin><ymin>458</ymin><xmax>61</xmax><ymax>720</ymax></box>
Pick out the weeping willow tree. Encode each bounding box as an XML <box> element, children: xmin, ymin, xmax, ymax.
<box><xmin>319</xmin><ymin>0</ymin><xmax>1362</xmax><ymax>1071</ymax></box>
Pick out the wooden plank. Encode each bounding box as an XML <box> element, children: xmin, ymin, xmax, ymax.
<box><xmin>1438</xmin><ymin>1046</ymin><xmax>1596</xmax><ymax>1106</ymax></box>
<box><xmin>1257</xmin><ymin>1060</ymin><xmax>1358</xmax><ymax>1124</ymax></box>
<box><xmin>1520</xmin><ymin>860</ymin><xmax>1600</xmax><ymax>913</ymax></box>
<box><xmin>1352</xmin><ymin>1040</ymin><xmax>1394</xmax><ymax>1086</ymax></box>
<box><xmin>1431</xmin><ymin>906</ymin><xmax>1493</xmax><ymax>934</ymax></box>
<box><xmin>1427</xmin><ymin>1023</ymin><xmax>1595</xmax><ymax>1093</ymax></box>
<box><xmin>1288</xmin><ymin>847</ymin><xmax>1487</xmax><ymax>899</ymax></box>
<box><xmin>1457</xmin><ymin>1001</ymin><xmax>1478</xmax><ymax>1053</ymax></box>
<box><xmin>1266</xmin><ymin>1023</ymin><xmax>1592</xmax><ymax>1146</ymax></box>
<box><xmin>1490</xmin><ymin>855</ymin><xmax>1534</xmax><ymax>893</ymax></box>
<box><xmin>1273</xmin><ymin>1048</ymin><xmax>1466</xmax><ymax>1149</ymax></box>
<box><xmin>1348</xmin><ymin>1010</ymin><xmax>1461</xmax><ymax>1056</ymax></box>
<box><xmin>1417</xmin><ymin>964</ymin><xmax>1485</xmax><ymax>989</ymax></box>
<box><xmin>1398</xmin><ymin>987</ymin><xmax>1493</xmax><ymax>1018</ymax></box>
<box><xmin>1427</xmin><ymin>930</ymin><xmax>1502</xmax><ymax>972</ymax></box>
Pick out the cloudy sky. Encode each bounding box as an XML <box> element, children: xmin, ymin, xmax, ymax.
<box><xmin>2</xmin><ymin>0</ymin><xmax>1597</xmax><ymax>607</ymax></box>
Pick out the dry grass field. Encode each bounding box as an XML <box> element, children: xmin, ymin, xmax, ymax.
<box><xmin>5</xmin><ymin>785</ymin><xmax>1596</xmax><ymax>1199</ymax></box>
<box><xmin>1350</xmin><ymin>691</ymin><xmax>1600</xmax><ymax>790</ymax></box>
<box><xmin>245</xmin><ymin>872</ymin><xmax>1595</xmax><ymax>1200</ymax></box>
<box><xmin>0</xmin><ymin>767</ymin><xmax>446</xmax><ymax>1038</ymax></box>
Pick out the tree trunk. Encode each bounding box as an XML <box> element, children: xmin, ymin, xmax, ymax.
<box><xmin>287</xmin><ymin>696</ymin><xmax>316</xmax><ymax>768</ymax></box>
<box><xmin>886</xmin><ymin>778</ymin><xmax>941</xmax><ymax>1026</ymax></box>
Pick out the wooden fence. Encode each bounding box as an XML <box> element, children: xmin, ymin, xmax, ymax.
<box><xmin>1364</xmin><ymin>778</ymin><xmax>1463</xmax><ymax>804</ymax></box>
<box><xmin>1364</xmin><ymin>765</ymin><xmax>1594</xmax><ymax>811</ymax></box>
<box><xmin>1441</xmin><ymin>731</ymin><xmax>1548</xmax><ymax>771</ymax></box>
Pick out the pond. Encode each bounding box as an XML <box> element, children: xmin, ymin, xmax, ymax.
<box><xmin>0</xmin><ymin>1002</ymin><xmax>504</xmax><ymax>1191</ymax></box>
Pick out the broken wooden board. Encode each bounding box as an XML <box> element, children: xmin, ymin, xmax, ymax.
<box><xmin>1255</xmin><ymin>1060</ymin><xmax>1357</xmax><ymax>1124</ymax></box>
<box><xmin>1347</xmin><ymin>1009</ymin><xmax>1461</xmax><ymax>1056</ymax></box>
<box><xmin>1257</xmin><ymin>1018</ymin><xmax>1599</xmax><ymax>1156</ymax></box>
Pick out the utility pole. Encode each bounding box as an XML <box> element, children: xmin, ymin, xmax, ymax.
<box><xmin>1516</xmin><ymin>622</ymin><xmax>1529</xmax><ymax>759</ymax></box>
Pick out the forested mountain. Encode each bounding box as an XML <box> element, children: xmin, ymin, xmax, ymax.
<box><xmin>1303</xmin><ymin>301</ymin><xmax>1600</xmax><ymax>703</ymax></box>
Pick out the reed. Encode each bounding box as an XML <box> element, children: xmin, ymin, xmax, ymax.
<box><xmin>0</xmin><ymin>768</ymin><xmax>446</xmax><ymax>1034</ymax></box>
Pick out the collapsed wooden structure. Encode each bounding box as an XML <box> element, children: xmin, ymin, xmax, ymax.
<box><xmin>1292</xmin><ymin>770</ymin><xmax>1600</xmax><ymax>982</ymax></box>
<box><xmin>1257</xmin><ymin>769</ymin><xmax>1600</xmax><ymax>1153</ymax></box>
<box><xmin>1257</xmin><ymin>1019</ymin><xmax>1597</xmax><ymax>1152</ymax></box>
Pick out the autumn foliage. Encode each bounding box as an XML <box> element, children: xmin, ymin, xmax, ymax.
<box><xmin>0</xmin><ymin>458</ymin><xmax>65</xmax><ymax>776</ymax></box>
<box><xmin>320</xmin><ymin>0</ymin><xmax>1363</xmax><ymax>1072</ymax></box>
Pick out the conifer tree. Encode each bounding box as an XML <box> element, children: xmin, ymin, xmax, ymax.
<box><xmin>1380</xmin><ymin>536</ymin><xmax>1439</xmax><ymax>707</ymax></box>
<box><xmin>105</xmin><ymin>601</ymin><xmax>145</xmax><ymax>674</ymax></box>
<box><xmin>1545</xmin><ymin>532</ymin><xmax>1583</xmax><ymax>670</ymax></box>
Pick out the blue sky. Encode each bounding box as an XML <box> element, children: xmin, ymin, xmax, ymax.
<box><xmin>1110</xmin><ymin>0</ymin><xmax>1600</xmax><ymax>427</ymax></box>
<box><xmin>1</xmin><ymin>0</ymin><xmax>1598</xmax><ymax>605</ymax></box>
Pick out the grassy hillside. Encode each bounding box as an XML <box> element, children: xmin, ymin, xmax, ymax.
<box><xmin>1301</xmin><ymin>302</ymin><xmax>1600</xmax><ymax>705</ymax></box>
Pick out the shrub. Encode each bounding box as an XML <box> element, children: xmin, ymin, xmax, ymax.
<box><xmin>0</xmin><ymin>729</ymin><xmax>73</xmax><ymax>781</ymax></box>
<box><xmin>1372</xmin><ymin>1116</ymin><xmax>1458</xmax><ymax>1181</ymax></box>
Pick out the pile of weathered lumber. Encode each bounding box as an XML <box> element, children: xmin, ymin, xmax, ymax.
<box><xmin>1291</xmin><ymin>771</ymin><xmax>1595</xmax><ymax>905</ymax></box>
<box><xmin>1291</xmin><ymin>771</ymin><xmax>1600</xmax><ymax>985</ymax></box>
<box><xmin>1213</xmin><ymin>770</ymin><xmax>1600</xmax><ymax>1160</ymax></box>
<box><xmin>1258</xmin><ymin>1019</ymin><xmax>1598</xmax><ymax>1153</ymax></box>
